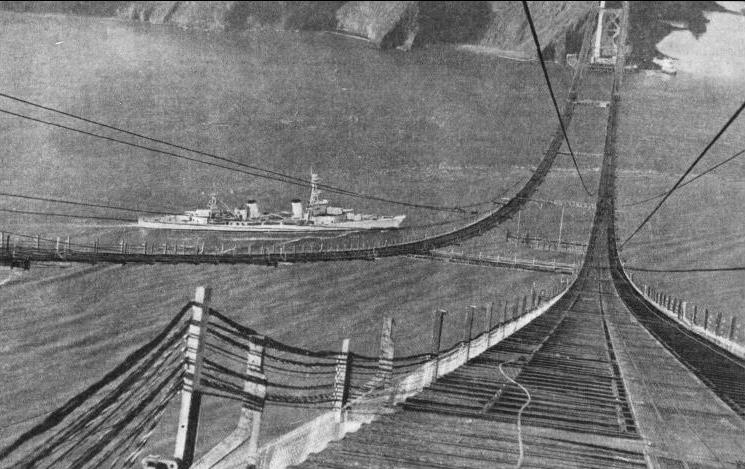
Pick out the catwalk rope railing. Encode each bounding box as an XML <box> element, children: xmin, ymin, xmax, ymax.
<box><xmin>0</xmin><ymin>280</ymin><xmax>570</xmax><ymax>469</ymax></box>
<box><xmin>624</xmin><ymin>276</ymin><xmax>745</xmax><ymax>358</ymax></box>
<box><xmin>0</xmin><ymin>303</ymin><xmax>192</xmax><ymax>469</ymax></box>
<box><xmin>188</xmin><ymin>280</ymin><xmax>571</xmax><ymax>469</ymax></box>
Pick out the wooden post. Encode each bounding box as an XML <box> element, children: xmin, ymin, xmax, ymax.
<box><xmin>729</xmin><ymin>317</ymin><xmax>738</xmax><ymax>341</ymax></box>
<box><xmin>239</xmin><ymin>335</ymin><xmax>266</xmax><ymax>457</ymax></box>
<box><xmin>704</xmin><ymin>309</ymin><xmax>710</xmax><ymax>330</ymax></box>
<box><xmin>430</xmin><ymin>310</ymin><xmax>445</xmax><ymax>379</ymax></box>
<box><xmin>512</xmin><ymin>298</ymin><xmax>519</xmax><ymax>320</ymax></box>
<box><xmin>502</xmin><ymin>299</ymin><xmax>509</xmax><ymax>324</ymax></box>
<box><xmin>486</xmin><ymin>303</ymin><xmax>495</xmax><ymax>346</ymax></box>
<box><xmin>522</xmin><ymin>295</ymin><xmax>528</xmax><ymax>315</ymax></box>
<box><xmin>66</xmin><ymin>236</ymin><xmax>70</xmax><ymax>258</ymax></box>
<box><xmin>333</xmin><ymin>339</ymin><xmax>351</xmax><ymax>423</ymax></box>
<box><xmin>692</xmin><ymin>304</ymin><xmax>698</xmax><ymax>325</ymax></box>
<box><xmin>174</xmin><ymin>287</ymin><xmax>211</xmax><ymax>468</ymax></box>
<box><xmin>531</xmin><ymin>283</ymin><xmax>537</xmax><ymax>309</ymax></box>
<box><xmin>715</xmin><ymin>312</ymin><xmax>723</xmax><ymax>336</ymax></box>
<box><xmin>643</xmin><ymin>285</ymin><xmax>648</xmax><ymax>297</ymax></box>
<box><xmin>378</xmin><ymin>318</ymin><xmax>394</xmax><ymax>386</ymax></box>
<box><xmin>464</xmin><ymin>306</ymin><xmax>475</xmax><ymax>360</ymax></box>
<box><xmin>681</xmin><ymin>301</ymin><xmax>687</xmax><ymax>321</ymax></box>
<box><xmin>55</xmin><ymin>237</ymin><xmax>60</xmax><ymax>255</ymax></box>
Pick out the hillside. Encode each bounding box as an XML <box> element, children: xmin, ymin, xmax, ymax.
<box><xmin>0</xmin><ymin>1</ymin><xmax>732</xmax><ymax>67</ymax></box>
<box><xmin>0</xmin><ymin>1</ymin><xmax>590</xmax><ymax>57</ymax></box>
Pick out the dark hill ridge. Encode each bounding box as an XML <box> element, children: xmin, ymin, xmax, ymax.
<box><xmin>0</xmin><ymin>1</ymin><xmax>731</xmax><ymax>66</ymax></box>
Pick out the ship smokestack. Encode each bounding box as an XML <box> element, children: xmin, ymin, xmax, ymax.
<box><xmin>246</xmin><ymin>200</ymin><xmax>260</xmax><ymax>219</ymax></box>
<box><xmin>291</xmin><ymin>199</ymin><xmax>303</xmax><ymax>219</ymax></box>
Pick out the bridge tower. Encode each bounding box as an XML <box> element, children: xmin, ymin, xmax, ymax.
<box><xmin>591</xmin><ymin>1</ymin><xmax>624</xmax><ymax>65</ymax></box>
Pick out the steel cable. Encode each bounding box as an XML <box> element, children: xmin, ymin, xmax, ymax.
<box><xmin>521</xmin><ymin>0</ymin><xmax>594</xmax><ymax>197</ymax></box>
<box><xmin>0</xmin><ymin>304</ymin><xmax>191</xmax><ymax>462</ymax></box>
<box><xmin>0</xmin><ymin>103</ymin><xmax>467</xmax><ymax>213</ymax></box>
<box><xmin>621</xmin><ymin>99</ymin><xmax>745</xmax><ymax>248</ymax></box>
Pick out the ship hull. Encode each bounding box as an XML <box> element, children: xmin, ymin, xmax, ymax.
<box><xmin>136</xmin><ymin>216</ymin><xmax>405</xmax><ymax>232</ymax></box>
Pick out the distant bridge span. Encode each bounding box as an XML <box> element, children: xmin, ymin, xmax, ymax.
<box><xmin>1</xmin><ymin>56</ymin><xmax>591</xmax><ymax>268</ymax></box>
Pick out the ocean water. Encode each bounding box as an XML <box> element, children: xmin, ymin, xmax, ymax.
<box><xmin>0</xmin><ymin>11</ymin><xmax>582</xmax><ymax>459</ymax></box>
<box><xmin>3</xmin><ymin>8</ymin><xmax>743</xmax><ymax>464</ymax></box>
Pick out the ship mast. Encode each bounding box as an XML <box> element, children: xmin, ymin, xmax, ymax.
<box><xmin>208</xmin><ymin>192</ymin><xmax>218</xmax><ymax>218</ymax></box>
<box><xmin>308</xmin><ymin>170</ymin><xmax>323</xmax><ymax>207</ymax></box>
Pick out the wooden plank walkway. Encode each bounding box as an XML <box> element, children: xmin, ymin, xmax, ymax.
<box><xmin>408</xmin><ymin>251</ymin><xmax>577</xmax><ymax>275</ymax></box>
<box><xmin>290</xmin><ymin>5</ymin><xmax>745</xmax><ymax>466</ymax></box>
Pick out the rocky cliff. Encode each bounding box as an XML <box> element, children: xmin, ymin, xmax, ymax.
<box><xmin>6</xmin><ymin>0</ymin><xmax>590</xmax><ymax>55</ymax></box>
<box><xmin>335</xmin><ymin>1</ymin><xmax>419</xmax><ymax>49</ymax></box>
<box><xmin>480</xmin><ymin>2</ymin><xmax>594</xmax><ymax>60</ymax></box>
<box><xmin>118</xmin><ymin>1</ymin><xmax>344</xmax><ymax>31</ymax></box>
<box><xmin>0</xmin><ymin>1</ymin><xmax>731</xmax><ymax>66</ymax></box>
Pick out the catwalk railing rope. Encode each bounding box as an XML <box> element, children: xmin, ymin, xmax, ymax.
<box><xmin>622</xmin><ymin>275</ymin><xmax>745</xmax><ymax>359</ymax></box>
<box><xmin>0</xmin><ymin>302</ymin><xmax>193</xmax><ymax>469</ymax></box>
<box><xmin>0</xmin><ymin>280</ymin><xmax>571</xmax><ymax>469</ymax></box>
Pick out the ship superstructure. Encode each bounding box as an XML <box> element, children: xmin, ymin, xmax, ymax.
<box><xmin>137</xmin><ymin>172</ymin><xmax>405</xmax><ymax>232</ymax></box>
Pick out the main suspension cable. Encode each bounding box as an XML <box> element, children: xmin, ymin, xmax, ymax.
<box><xmin>0</xmin><ymin>94</ymin><xmax>469</xmax><ymax>213</ymax></box>
<box><xmin>623</xmin><ymin>147</ymin><xmax>745</xmax><ymax>207</ymax></box>
<box><xmin>620</xmin><ymin>99</ymin><xmax>745</xmax><ymax>248</ymax></box>
<box><xmin>0</xmin><ymin>207</ymin><xmax>135</xmax><ymax>222</ymax></box>
<box><xmin>521</xmin><ymin>0</ymin><xmax>594</xmax><ymax>197</ymax></box>
<box><xmin>0</xmin><ymin>191</ymin><xmax>179</xmax><ymax>215</ymax></box>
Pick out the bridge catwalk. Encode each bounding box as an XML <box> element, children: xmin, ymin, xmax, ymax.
<box><xmin>4</xmin><ymin>4</ymin><xmax>745</xmax><ymax>468</ymax></box>
<box><xmin>291</xmin><ymin>6</ymin><xmax>745</xmax><ymax>467</ymax></box>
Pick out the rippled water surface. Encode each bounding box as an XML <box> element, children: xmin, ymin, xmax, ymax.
<box><xmin>2</xmin><ymin>8</ymin><xmax>743</xmax><ymax>463</ymax></box>
<box><xmin>0</xmin><ymin>11</ymin><xmax>579</xmax><ymax>457</ymax></box>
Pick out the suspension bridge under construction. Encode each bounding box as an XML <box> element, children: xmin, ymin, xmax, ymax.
<box><xmin>2</xmin><ymin>2</ymin><xmax>745</xmax><ymax>469</ymax></box>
